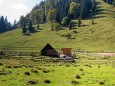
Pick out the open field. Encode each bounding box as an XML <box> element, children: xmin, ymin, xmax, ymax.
<box><xmin>0</xmin><ymin>55</ymin><xmax>115</xmax><ymax>86</ymax></box>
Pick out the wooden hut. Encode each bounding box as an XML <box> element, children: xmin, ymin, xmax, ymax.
<box><xmin>61</xmin><ymin>48</ymin><xmax>72</xmax><ymax>56</ymax></box>
<box><xmin>41</xmin><ymin>43</ymin><xmax>58</xmax><ymax>57</ymax></box>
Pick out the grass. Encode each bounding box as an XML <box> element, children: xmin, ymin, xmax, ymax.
<box><xmin>0</xmin><ymin>0</ymin><xmax>115</xmax><ymax>86</ymax></box>
<box><xmin>0</xmin><ymin>0</ymin><xmax>115</xmax><ymax>52</ymax></box>
<box><xmin>0</xmin><ymin>57</ymin><xmax>115</xmax><ymax>86</ymax></box>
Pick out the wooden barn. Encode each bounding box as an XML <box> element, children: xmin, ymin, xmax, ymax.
<box><xmin>61</xmin><ymin>48</ymin><xmax>72</xmax><ymax>56</ymax></box>
<box><xmin>41</xmin><ymin>43</ymin><xmax>58</xmax><ymax>57</ymax></box>
<box><xmin>60</xmin><ymin>48</ymin><xmax>75</xmax><ymax>61</ymax></box>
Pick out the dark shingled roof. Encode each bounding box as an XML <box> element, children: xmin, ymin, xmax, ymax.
<box><xmin>41</xmin><ymin>43</ymin><xmax>58</xmax><ymax>57</ymax></box>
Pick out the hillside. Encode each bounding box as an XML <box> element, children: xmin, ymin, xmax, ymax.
<box><xmin>0</xmin><ymin>0</ymin><xmax>115</xmax><ymax>52</ymax></box>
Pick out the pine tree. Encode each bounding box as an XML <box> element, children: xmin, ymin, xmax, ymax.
<box><xmin>12</xmin><ymin>19</ymin><xmax>17</xmax><ymax>29</ymax></box>
<box><xmin>47</xmin><ymin>7</ymin><xmax>56</xmax><ymax>31</ymax></box>
<box><xmin>54</xmin><ymin>22</ymin><xmax>60</xmax><ymax>34</ymax></box>
<box><xmin>69</xmin><ymin>21</ymin><xmax>73</xmax><ymax>30</ymax></box>
<box><xmin>22</xmin><ymin>24</ymin><xmax>27</xmax><ymax>35</ymax></box>
<box><xmin>92</xmin><ymin>0</ymin><xmax>96</xmax><ymax>12</ymax></box>
<box><xmin>78</xmin><ymin>17</ymin><xmax>81</xmax><ymax>27</ymax></box>
<box><xmin>37</xmin><ymin>24</ymin><xmax>40</xmax><ymax>30</ymax></box>
<box><xmin>69</xmin><ymin>2</ymin><xmax>78</xmax><ymax>18</ymax></box>
<box><xmin>4</xmin><ymin>16</ymin><xmax>9</xmax><ymax>30</ymax></box>
<box><xmin>112</xmin><ymin>0</ymin><xmax>115</xmax><ymax>7</ymax></box>
<box><xmin>28</xmin><ymin>20</ymin><xmax>34</xmax><ymax>33</ymax></box>
<box><xmin>0</xmin><ymin>16</ymin><xmax>7</xmax><ymax>33</ymax></box>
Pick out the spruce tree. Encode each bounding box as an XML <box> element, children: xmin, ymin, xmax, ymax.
<box><xmin>92</xmin><ymin>0</ymin><xmax>96</xmax><ymax>12</ymax></box>
<box><xmin>13</xmin><ymin>19</ymin><xmax>17</xmax><ymax>29</ymax></box>
<box><xmin>78</xmin><ymin>17</ymin><xmax>81</xmax><ymax>27</ymax></box>
<box><xmin>47</xmin><ymin>7</ymin><xmax>56</xmax><ymax>31</ymax></box>
<box><xmin>28</xmin><ymin>20</ymin><xmax>34</xmax><ymax>33</ymax></box>
<box><xmin>37</xmin><ymin>24</ymin><xmax>40</xmax><ymax>30</ymax></box>
<box><xmin>22</xmin><ymin>24</ymin><xmax>27</xmax><ymax>35</ymax></box>
<box><xmin>0</xmin><ymin>16</ymin><xmax>7</xmax><ymax>33</ymax></box>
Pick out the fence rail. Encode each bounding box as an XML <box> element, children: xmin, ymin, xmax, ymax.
<box><xmin>0</xmin><ymin>47</ymin><xmax>115</xmax><ymax>58</ymax></box>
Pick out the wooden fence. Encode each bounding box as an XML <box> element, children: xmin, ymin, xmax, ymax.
<box><xmin>0</xmin><ymin>47</ymin><xmax>115</xmax><ymax>58</ymax></box>
<box><xmin>76</xmin><ymin>51</ymin><xmax>115</xmax><ymax>57</ymax></box>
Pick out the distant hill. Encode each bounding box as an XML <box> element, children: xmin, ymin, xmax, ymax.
<box><xmin>0</xmin><ymin>0</ymin><xmax>115</xmax><ymax>52</ymax></box>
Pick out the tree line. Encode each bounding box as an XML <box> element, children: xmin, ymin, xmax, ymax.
<box><xmin>19</xmin><ymin>0</ymin><xmax>97</xmax><ymax>33</ymax></box>
<box><xmin>25</xmin><ymin>0</ymin><xmax>97</xmax><ymax>24</ymax></box>
<box><xmin>0</xmin><ymin>16</ymin><xmax>17</xmax><ymax>33</ymax></box>
<box><xmin>103</xmin><ymin>0</ymin><xmax>115</xmax><ymax>6</ymax></box>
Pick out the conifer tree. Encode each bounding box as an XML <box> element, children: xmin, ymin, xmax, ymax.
<box><xmin>78</xmin><ymin>17</ymin><xmax>81</xmax><ymax>27</ymax></box>
<box><xmin>22</xmin><ymin>24</ymin><xmax>27</xmax><ymax>35</ymax></box>
<box><xmin>28</xmin><ymin>20</ymin><xmax>34</xmax><ymax>33</ymax></box>
<box><xmin>47</xmin><ymin>7</ymin><xmax>56</xmax><ymax>31</ymax></box>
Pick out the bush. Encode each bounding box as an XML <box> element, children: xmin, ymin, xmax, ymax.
<box><xmin>79</xmin><ymin>68</ymin><xmax>83</xmax><ymax>71</ymax></box>
<box><xmin>37</xmin><ymin>24</ymin><xmax>40</xmax><ymax>30</ymax></box>
<box><xmin>75</xmin><ymin>74</ymin><xmax>81</xmax><ymax>79</ymax></box>
<box><xmin>31</xmin><ymin>69</ymin><xmax>38</xmax><ymax>73</ymax></box>
<box><xmin>26</xmin><ymin>80</ymin><xmax>38</xmax><ymax>85</ymax></box>
<box><xmin>42</xmin><ymin>70</ymin><xmax>50</xmax><ymax>73</ymax></box>
<box><xmin>44</xmin><ymin>80</ymin><xmax>51</xmax><ymax>84</ymax></box>
<box><xmin>54</xmin><ymin>23</ymin><xmax>60</xmax><ymax>31</ymax></box>
<box><xmin>0</xmin><ymin>72</ymin><xmax>6</xmax><ymax>75</ymax></box>
<box><xmin>65</xmin><ymin>33</ymin><xmax>72</xmax><ymax>39</ymax></box>
<box><xmin>61</xmin><ymin>17</ymin><xmax>68</xmax><ymax>26</ymax></box>
<box><xmin>71</xmin><ymin>80</ymin><xmax>79</xmax><ymax>85</ymax></box>
<box><xmin>0</xmin><ymin>63</ymin><xmax>3</xmax><ymax>66</ymax></box>
<box><xmin>5</xmin><ymin>65</ymin><xmax>12</xmax><ymax>68</ymax></box>
<box><xmin>99</xmin><ymin>81</ymin><xmax>105</xmax><ymax>85</ymax></box>
<box><xmin>24</xmin><ymin>72</ymin><xmax>31</xmax><ymax>75</ymax></box>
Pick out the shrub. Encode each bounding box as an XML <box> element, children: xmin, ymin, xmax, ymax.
<box><xmin>5</xmin><ymin>65</ymin><xmax>12</xmax><ymax>68</ymax></box>
<box><xmin>0</xmin><ymin>63</ymin><xmax>3</xmax><ymax>66</ymax></box>
<box><xmin>0</xmin><ymin>72</ymin><xmax>6</xmax><ymax>75</ymax></box>
<box><xmin>79</xmin><ymin>68</ymin><xmax>83</xmax><ymax>71</ymax></box>
<box><xmin>42</xmin><ymin>70</ymin><xmax>50</xmax><ymax>73</ymax></box>
<box><xmin>65</xmin><ymin>33</ymin><xmax>72</xmax><ymax>39</ymax></box>
<box><xmin>61</xmin><ymin>17</ymin><xmax>68</xmax><ymax>26</ymax></box>
<box><xmin>13</xmin><ymin>66</ymin><xmax>18</xmax><ymax>68</ymax></box>
<box><xmin>26</xmin><ymin>80</ymin><xmax>38</xmax><ymax>85</ymax></box>
<box><xmin>75</xmin><ymin>74</ymin><xmax>81</xmax><ymax>79</ymax></box>
<box><xmin>44</xmin><ymin>80</ymin><xmax>51</xmax><ymax>84</ymax></box>
<box><xmin>99</xmin><ymin>81</ymin><xmax>105</xmax><ymax>85</ymax></box>
<box><xmin>24</xmin><ymin>72</ymin><xmax>31</xmax><ymax>75</ymax></box>
<box><xmin>71</xmin><ymin>80</ymin><xmax>79</xmax><ymax>85</ymax></box>
<box><xmin>37</xmin><ymin>24</ymin><xmax>40</xmax><ymax>30</ymax></box>
<box><xmin>6</xmin><ymin>71</ymin><xmax>12</xmax><ymax>74</ymax></box>
<box><xmin>31</xmin><ymin>69</ymin><xmax>38</xmax><ymax>73</ymax></box>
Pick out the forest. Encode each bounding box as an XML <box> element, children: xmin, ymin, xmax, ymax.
<box><xmin>18</xmin><ymin>0</ymin><xmax>97</xmax><ymax>34</ymax></box>
<box><xmin>103</xmin><ymin>0</ymin><xmax>115</xmax><ymax>6</ymax></box>
<box><xmin>0</xmin><ymin>16</ymin><xmax>17</xmax><ymax>33</ymax></box>
<box><xmin>25</xmin><ymin>0</ymin><xmax>97</xmax><ymax>23</ymax></box>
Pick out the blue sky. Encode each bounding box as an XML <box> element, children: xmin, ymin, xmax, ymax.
<box><xmin>0</xmin><ymin>0</ymin><xmax>42</xmax><ymax>23</ymax></box>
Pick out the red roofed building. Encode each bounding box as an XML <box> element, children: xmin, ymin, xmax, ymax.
<box><xmin>61</xmin><ymin>48</ymin><xmax>72</xmax><ymax>56</ymax></box>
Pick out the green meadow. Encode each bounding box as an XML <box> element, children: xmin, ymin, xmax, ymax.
<box><xmin>0</xmin><ymin>55</ymin><xmax>115</xmax><ymax>86</ymax></box>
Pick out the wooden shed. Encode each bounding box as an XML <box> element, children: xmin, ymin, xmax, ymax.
<box><xmin>41</xmin><ymin>43</ymin><xmax>58</xmax><ymax>57</ymax></box>
<box><xmin>61</xmin><ymin>48</ymin><xmax>72</xmax><ymax>56</ymax></box>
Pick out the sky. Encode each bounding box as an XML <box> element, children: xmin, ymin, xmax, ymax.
<box><xmin>0</xmin><ymin>0</ymin><xmax>42</xmax><ymax>23</ymax></box>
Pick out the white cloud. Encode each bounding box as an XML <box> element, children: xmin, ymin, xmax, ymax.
<box><xmin>0</xmin><ymin>0</ymin><xmax>2</xmax><ymax>6</ymax></box>
<box><xmin>0</xmin><ymin>0</ymin><xmax>41</xmax><ymax>23</ymax></box>
<box><xmin>11</xmin><ymin>3</ymin><xmax>29</xmax><ymax>11</ymax></box>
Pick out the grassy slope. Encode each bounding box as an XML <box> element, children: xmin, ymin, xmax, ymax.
<box><xmin>0</xmin><ymin>0</ymin><xmax>115</xmax><ymax>52</ymax></box>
